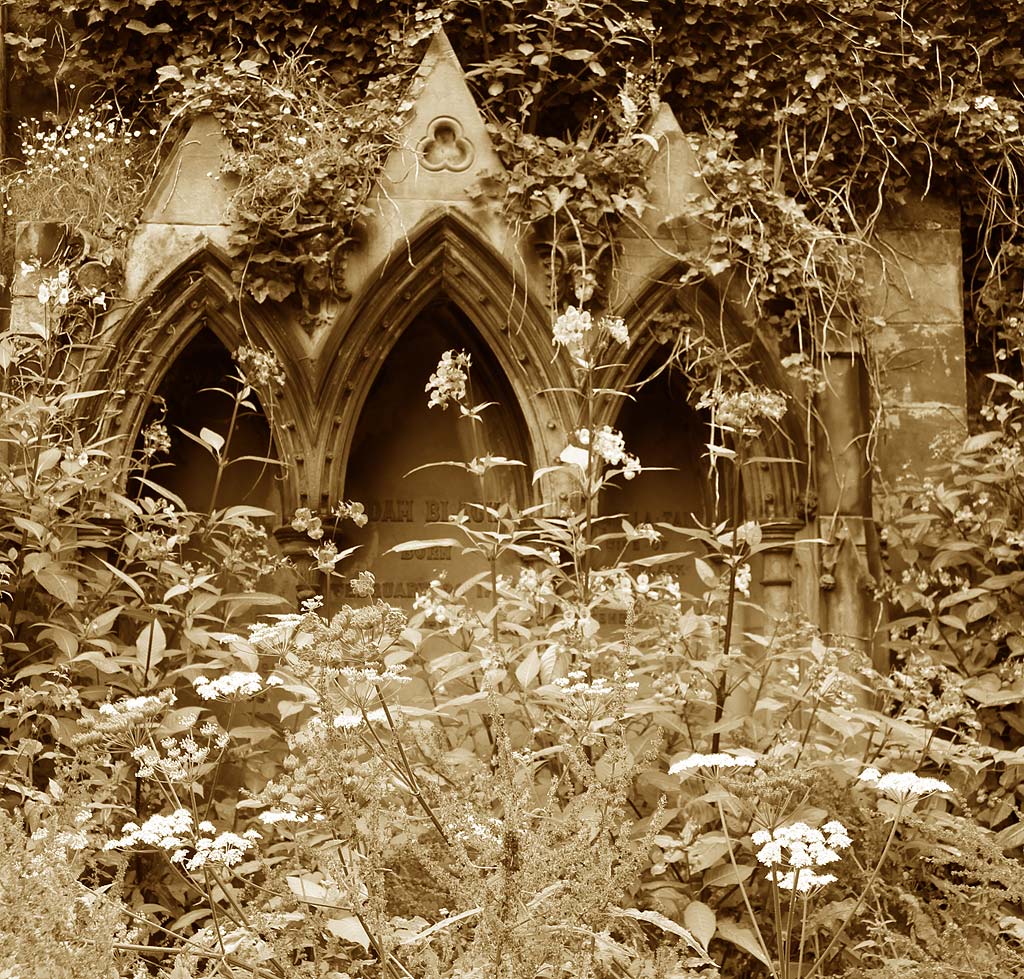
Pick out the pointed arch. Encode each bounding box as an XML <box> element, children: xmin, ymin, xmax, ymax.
<box><xmin>608</xmin><ymin>262</ymin><xmax>810</xmax><ymax>525</ymax></box>
<box><xmin>321</xmin><ymin>209</ymin><xmax>573</xmax><ymax>498</ymax></box>
<box><xmin>93</xmin><ymin>244</ymin><xmax>308</xmax><ymax>509</ymax></box>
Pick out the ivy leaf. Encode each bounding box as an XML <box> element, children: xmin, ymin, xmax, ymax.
<box><xmin>126</xmin><ymin>19</ymin><xmax>172</xmax><ymax>34</ymax></box>
<box><xmin>805</xmin><ymin>66</ymin><xmax>827</xmax><ymax>89</ymax></box>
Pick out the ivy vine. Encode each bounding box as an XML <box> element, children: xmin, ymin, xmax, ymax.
<box><xmin>6</xmin><ymin>0</ymin><xmax>1024</xmax><ymax>380</ymax></box>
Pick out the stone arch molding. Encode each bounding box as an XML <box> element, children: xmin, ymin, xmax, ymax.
<box><xmin>93</xmin><ymin>244</ymin><xmax>310</xmax><ymax>509</ymax></box>
<box><xmin>319</xmin><ymin>210</ymin><xmax>575</xmax><ymax>505</ymax></box>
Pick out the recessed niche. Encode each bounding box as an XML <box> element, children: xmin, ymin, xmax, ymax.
<box><xmin>134</xmin><ymin>327</ymin><xmax>280</xmax><ymax>513</ymax></box>
<box><xmin>605</xmin><ymin>363</ymin><xmax>710</xmax><ymax>594</ymax></box>
<box><xmin>341</xmin><ymin>301</ymin><xmax>530</xmax><ymax>602</ymax></box>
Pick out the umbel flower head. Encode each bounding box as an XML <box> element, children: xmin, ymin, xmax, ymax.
<box><xmin>858</xmin><ymin>767</ymin><xmax>952</xmax><ymax>802</ymax></box>
<box><xmin>752</xmin><ymin>820</ymin><xmax>851</xmax><ymax>892</ymax></box>
<box><xmin>669</xmin><ymin>752</ymin><xmax>757</xmax><ymax>774</ymax></box>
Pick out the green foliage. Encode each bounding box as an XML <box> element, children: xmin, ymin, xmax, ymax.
<box><xmin>883</xmin><ymin>336</ymin><xmax>1024</xmax><ymax>838</ymax></box>
<box><xmin>158</xmin><ymin>56</ymin><xmax>406</xmax><ymax>316</ymax></box>
<box><xmin>3</xmin><ymin>286</ymin><xmax>1024</xmax><ymax>977</ymax></box>
<box><xmin>1</xmin><ymin>103</ymin><xmax>158</xmax><ymax>248</ymax></box>
<box><xmin>15</xmin><ymin>0</ymin><xmax>1024</xmax><ymax>362</ymax></box>
<box><xmin>0</xmin><ymin>809</ymin><xmax>139</xmax><ymax>979</ymax></box>
<box><xmin>6</xmin><ymin>3</ymin><xmax>1024</xmax><ymax>976</ymax></box>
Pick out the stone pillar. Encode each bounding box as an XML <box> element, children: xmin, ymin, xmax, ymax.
<box><xmin>816</xmin><ymin>318</ymin><xmax>883</xmax><ymax>666</ymax></box>
<box><xmin>859</xmin><ymin>198</ymin><xmax>965</xmax><ymax>667</ymax></box>
<box><xmin>10</xmin><ymin>221</ymin><xmax>63</xmax><ymax>333</ymax></box>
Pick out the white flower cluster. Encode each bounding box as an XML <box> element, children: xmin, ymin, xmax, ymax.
<box><xmin>248</xmin><ymin>614</ymin><xmax>305</xmax><ymax>653</ymax></box>
<box><xmin>193</xmin><ymin>671</ymin><xmax>275</xmax><ymax>700</ymax></box>
<box><xmin>426</xmin><ymin>350</ymin><xmax>471</xmax><ymax>409</ymax></box>
<box><xmin>98</xmin><ymin>693</ymin><xmax>174</xmax><ymax>720</ymax></box>
<box><xmin>412</xmin><ymin>588</ymin><xmax>467</xmax><ymax>632</ymax></box>
<box><xmin>15</xmin><ymin>106</ymin><xmax>154</xmax><ymax>176</ymax></box>
<box><xmin>340</xmin><ymin>663</ymin><xmax>412</xmax><ymax>686</ymax></box>
<box><xmin>553</xmin><ymin>670</ymin><xmax>639</xmax><ymax>699</ymax></box>
<box><xmin>333</xmin><ymin>707</ymin><xmax>387</xmax><ymax>729</ymax></box>
<box><xmin>669</xmin><ymin>753</ymin><xmax>758</xmax><ymax>774</ymax></box>
<box><xmin>235</xmin><ymin>344</ymin><xmax>285</xmax><ymax>389</ymax></box>
<box><xmin>291</xmin><ymin>506</ymin><xmax>324</xmax><ymax>539</ymax></box>
<box><xmin>36</xmin><ymin>267</ymin><xmax>73</xmax><ymax>306</ymax></box>
<box><xmin>259</xmin><ymin>809</ymin><xmax>309</xmax><ymax>825</ymax></box>
<box><xmin>131</xmin><ymin>731</ymin><xmax>224</xmax><ymax>784</ymax></box>
<box><xmin>635</xmin><ymin>571</ymin><xmax>682</xmax><ymax>602</ymax></box>
<box><xmin>552</xmin><ymin>307</ymin><xmax>629</xmax><ymax>349</ymax></box>
<box><xmin>552</xmin><ymin>306</ymin><xmax>593</xmax><ymax>347</ymax></box>
<box><xmin>559</xmin><ymin>427</ymin><xmax>641</xmax><ymax>479</ymax></box>
<box><xmin>104</xmin><ymin>808</ymin><xmax>194</xmax><ymax>853</ymax></box>
<box><xmin>697</xmin><ymin>385</ymin><xmax>788</xmax><ymax>435</ymax></box>
<box><xmin>183</xmin><ymin>827</ymin><xmax>261</xmax><ymax>871</ymax></box>
<box><xmin>104</xmin><ymin>809</ymin><xmax>261</xmax><ymax>872</ymax></box>
<box><xmin>753</xmin><ymin>820</ymin><xmax>851</xmax><ymax>892</ymax></box>
<box><xmin>858</xmin><ymin>767</ymin><xmax>952</xmax><ymax>802</ymax></box>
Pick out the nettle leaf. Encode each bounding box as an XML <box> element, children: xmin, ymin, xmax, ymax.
<box><xmin>683</xmin><ymin>901</ymin><xmax>717</xmax><ymax>949</ymax></box>
<box><xmin>716</xmin><ymin>917</ymin><xmax>772</xmax><ymax>968</ymax></box>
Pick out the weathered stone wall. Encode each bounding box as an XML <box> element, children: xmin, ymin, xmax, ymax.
<box><xmin>863</xmin><ymin>196</ymin><xmax>967</xmax><ymax>492</ymax></box>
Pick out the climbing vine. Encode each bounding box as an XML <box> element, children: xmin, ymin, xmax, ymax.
<box><xmin>158</xmin><ymin>56</ymin><xmax>408</xmax><ymax>320</ymax></box>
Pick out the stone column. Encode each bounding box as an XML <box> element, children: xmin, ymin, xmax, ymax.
<box><xmin>816</xmin><ymin>317</ymin><xmax>884</xmax><ymax>666</ymax></box>
<box><xmin>856</xmin><ymin>195</ymin><xmax>966</xmax><ymax>668</ymax></box>
<box><xmin>10</xmin><ymin>221</ymin><xmax>63</xmax><ymax>332</ymax></box>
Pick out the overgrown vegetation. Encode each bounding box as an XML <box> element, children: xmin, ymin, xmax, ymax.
<box><xmin>4</xmin><ymin>288</ymin><xmax>1024</xmax><ymax>977</ymax></box>
<box><xmin>4</xmin><ymin>1</ymin><xmax>1024</xmax><ymax>977</ymax></box>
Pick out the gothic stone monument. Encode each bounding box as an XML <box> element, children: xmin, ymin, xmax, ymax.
<box><xmin>10</xmin><ymin>30</ymin><xmax>967</xmax><ymax>663</ymax></box>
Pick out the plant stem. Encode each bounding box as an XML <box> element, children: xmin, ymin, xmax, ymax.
<box><xmin>715</xmin><ymin>797</ymin><xmax>778</xmax><ymax>978</ymax></box>
<box><xmin>374</xmin><ymin>685</ymin><xmax>450</xmax><ymax>844</ymax></box>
